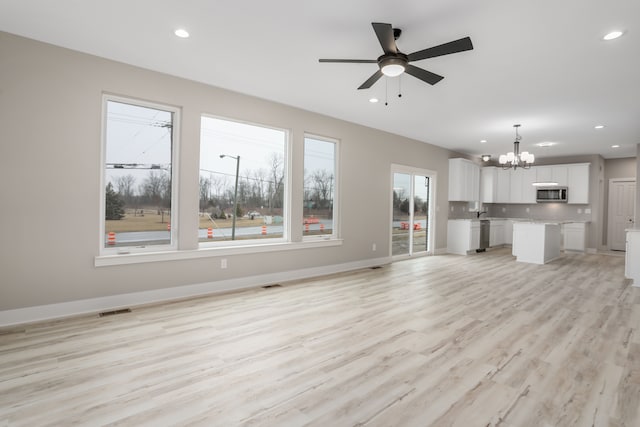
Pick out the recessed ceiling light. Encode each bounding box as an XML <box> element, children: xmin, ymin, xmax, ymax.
<box><xmin>369</xmin><ymin>98</ymin><xmax>379</xmax><ymax>103</ymax></box>
<box><xmin>174</xmin><ymin>29</ymin><xmax>190</xmax><ymax>38</ymax></box>
<box><xmin>535</xmin><ymin>142</ymin><xmax>557</xmax><ymax>147</ymax></box>
<box><xmin>603</xmin><ymin>31</ymin><xmax>623</xmax><ymax>41</ymax></box>
<box><xmin>594</xmin><ymin>125</ymin><xmax>605</xmax><ymax>129</ymax></box>
<box><xmin>612</xmin><ymin>144</ymin><xmax>620</xmax><ymax>148</ymax></box>
<box><xmin>480</xmin><ymin>140</ymin><xmax>487</xmax><ymax>143</ymax></box>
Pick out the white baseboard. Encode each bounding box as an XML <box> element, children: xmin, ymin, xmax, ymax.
<box><xmin>0</xmin><ymin>256</ymin><xmax>392</xmax><ymax>328</ymax></box>
<box><xmin>434</xmin><ymin>247</ymin><xmax>449</xmax><ymax>255</ymax></box>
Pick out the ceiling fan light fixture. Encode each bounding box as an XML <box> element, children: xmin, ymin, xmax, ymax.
<box><xmin>380</xmin><ymin>59</ymin><xmax>406</xmax><ymax>77</ymax></box>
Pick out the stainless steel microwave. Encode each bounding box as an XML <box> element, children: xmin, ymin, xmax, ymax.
<box><xmin>536</xmin><ymin>187</ymin><xmax>568</xmax><ymax>203</ymax></box>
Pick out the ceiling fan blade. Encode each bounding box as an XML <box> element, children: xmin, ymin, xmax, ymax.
<box><xmin>407</xmin><ymin>37</ymin><xmax>473</xmax><ymax>62</ymax></box>
<box><xmin>319</xmin><ymin>59</ymin><xmax>378</xmax><ymax>63</ymax></box>
<box><xmin>372</xmin><ymin>22</ymin><xmax>397</xmax><ymax>55</ymax></box>
<box><xmin>358</xmin><ymin>69</ymin><xmax>383</xmax><ymax>90</ymax></box>
<box><xmin>404</xmin><ymin>65</ymin><xmax>444</xmax><ymax>85</ymax></box>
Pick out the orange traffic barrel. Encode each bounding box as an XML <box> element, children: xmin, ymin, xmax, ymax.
<box><xmin>261</xmin><ymin>225</ymin><xmax>267</xmax><ymax>235</ymax></box>
<box><xmin>107</xmin><ymin>232</ymin><xmax>116</xmax><ymax>245</ymax></box>
<box><xmin>207</xmin><ymin>228</ymin><xmax>213</xmax><ymax>239</ymax></box>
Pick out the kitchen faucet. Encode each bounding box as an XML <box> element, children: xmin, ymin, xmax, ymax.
<box><xmin>476</xmin><ymin>211</ymin><xmax>487</xmax><ymax>218</ymax></box>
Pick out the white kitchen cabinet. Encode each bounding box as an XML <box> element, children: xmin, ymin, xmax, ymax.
<box><xmin>489</xmin><ymin>219</ymin><xmax>506</xmax><ymax>246</ymax></box>
<box><xmin>509</xmin><ymin>169</ymin><xmax>523</xmax><ymax>203</ymax></box>
<box><xmin>513</xmin><ymin>222</ymin><xmax>562</xmax><ymax>264</ymax></box>
<box><xmin>447</xmin><ymin>220</ymin><xmax>480</xmax><ymax>255</ymax></box>
<box><xmin>496</xmin><ymin>168</ymin><xmax>511</xmax><ymax>203</ymax></box>
<box><xmin>449</xmin><ymin>158</ymin><xmax>480</xmax><ymax>202</ymax></box>
<box><xmin>481</xmin><ymin>167</ymin><xmax>497</xmax><ymax>203</ymax></box>
<box><xmin>503</xmin><ymin>220</ymin><xmax>514</xmax><ymax>246</ymax></box>
<box><xmin>536</xmin><ymin>165</ymin><xmax>568</xmax><ymax>186</ymax></box>
<box><xmin>509</xmin><ymin>168</ymin><xmax>537</xmax><ymax>204</ymax></box>
<box><xmin>563</xmin><ymin>222</ymin><xmax>587</xmax><ymax>252</ymax></box>
<box><xmin>626</xmin><ymin>229</ymin><xmax>640</xmax><ymax>287</ymax></box>
<box><xmin>567</xmin><ymin>163</ymin><xmax>590</xmax><ymax>204</ymax></box>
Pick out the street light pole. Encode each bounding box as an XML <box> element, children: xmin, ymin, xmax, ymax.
<box><xmin>220</xmin><ymin>154</ymin><xmax>240</xmax><ymax>240</ymax></box>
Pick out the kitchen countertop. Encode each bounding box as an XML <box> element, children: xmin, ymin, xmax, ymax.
<box><xmin>449</xmin><ymin>217</ymin><xmax>590</xmax><ymax>224</ymax></box>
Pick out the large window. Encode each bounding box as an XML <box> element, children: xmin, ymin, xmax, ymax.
<box><xmin>303</xmin><ymin>135</ymin><xmax>337</xmax><ymax>239</ymax></box>
<box><xmin>101</xmin><ymin>97</ymin><xmax>178</xmax><ymax>251</ymax></box>
<box><xmin>199</xmin><ymin>116</ymin><xmax>288</xmax><ymax>244</ymax></box>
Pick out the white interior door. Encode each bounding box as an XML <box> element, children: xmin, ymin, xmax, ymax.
<box><xmin>608</xmin><ymin>179</ymin><xmax>636</xmax><ymax>251</ymax></box>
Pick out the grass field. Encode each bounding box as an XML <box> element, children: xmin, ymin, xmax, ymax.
<box><xmin>105</xmin><ymin>212</ymin><xmax>268</xmax><ymax>233</ymax></box>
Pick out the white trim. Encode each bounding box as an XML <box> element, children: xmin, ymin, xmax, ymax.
<box><xmin>390</xmin><ymin>164</ymin><xmax>438</xmax><ymax>258</ymax></box>
<box><xmin>1</xmin><ymin>254</ymin><xmax>389</xmax><ymax>327</ymax></box>
<box><xmin>302</xmin><ymin>133</ymin><xmax>339</xmax><ymax>241</ymax></box>
<box><xmin>100</xmin><ymin>94</ymin><xmax>181</xmax><ymax>255</ymax></box>
<box><xmin>95</xmin><ymin>238</ymin><xmax>343</xmax><ymax>267</ymax></box>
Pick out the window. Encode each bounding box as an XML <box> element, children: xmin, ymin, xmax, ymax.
<box><xmin>101</xmin><ymin>97</ymin><xmax>178</xmax><ymax>252</ymax></box>
<box><xmin>303</xmin><ymin>135</ymin><xmax>337</xmax><ymax>239</ymax></box>
<box><xmin>199</xmin><ymin>116</ymin><xmax>288</xmax><ymax>244</ymax></box>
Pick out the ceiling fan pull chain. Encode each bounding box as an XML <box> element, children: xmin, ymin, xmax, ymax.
<box><xmin>398</xmin><ymin>75</ymin><xmax>402</xmax><ymax>98</ymax></box>
<box><xmin>385</xmin><ymin>77</ymin><xmax>389</xmax><ymax>106</ymax></box>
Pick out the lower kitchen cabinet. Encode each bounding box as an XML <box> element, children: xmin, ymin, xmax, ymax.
<box><xmin>626</xmin><ymin>229</ymin><xmax>640</xmax><ymax>287</ymax></box>
<box><xmin>563</xmin><ymin>222</ymin><xmax>588</xmax><ymax>252</ymax></box>
<box><xmin>447</xmin><ymin>220</ymin><xmax>480</xmax><ymax>255</ymax></box>
<box><xmin>489</xmin><ymin>219</ymin><xmax>505</xmax><ymax>247</ymax></box>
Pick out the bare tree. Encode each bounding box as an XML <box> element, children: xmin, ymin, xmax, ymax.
<box><xmin>268</xmin><ymin>153</ymin><xmax>285</xmax><ymax>211</ymax></box>
<box><xmin>199</xmin><ymin>176</ymin><xmax>211</xmax><ymax>213</ymax></box>
<box><xmin>310</xmin><ymin>169</ymin><xmax>334</xmax><ymax>209</ymax></box>
<box><xmin>115</xmin><ymin>174</ymin><xmax>136</xmax><ymax>204</ymax></box>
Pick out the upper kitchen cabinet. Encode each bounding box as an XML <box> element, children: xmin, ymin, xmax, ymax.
<box><xmin>536</xmin><ymin>165</ymin><xmax>568</xmax><ymax>185</ymax></box>
<box><xmin>509</xmin><ymin>167</ymin><xmax>537</xmax><ymax>203</ymax></box>
<box><xmin>496</xmin><ymin>168</ymin><xmax>511</xmax><ymax>203</ymax></box>
<box><xmin>449</xmin><ymin>158</ymin><xmax>480</xmax><ymax>202</ymax></box>
<box><xmin>567</xmin><ymin>163</ymin><xmax>590</xmax><ymax>204</ymax></box>
<box><xmin>481</xmin><ymin>166</ymin><xmax>497</xmax><ymax>203</ymax></box>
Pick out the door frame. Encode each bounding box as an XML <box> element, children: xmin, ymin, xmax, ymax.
<box><xmin>607</xmin><ymin>177</ymin><xmax>636</xmax><ymax>251</ymax></box>
<box><xmin>390</xmin><ymin>164</ymin><xmax>437</xmax><ymax>259</ymax></box>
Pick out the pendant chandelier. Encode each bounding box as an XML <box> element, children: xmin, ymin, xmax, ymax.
<box><xmin>499</xmin><ymin>124</ymin><xmax>535</xmax><ymax>170</ymax></box>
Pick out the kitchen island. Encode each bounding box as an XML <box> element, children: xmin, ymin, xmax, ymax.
<box><xmin>512</xmin><ymin>222</ymin><xmax>562</xmax><ymax>264</ymax></box>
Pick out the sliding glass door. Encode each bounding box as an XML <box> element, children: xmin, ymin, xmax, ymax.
<box><xmin>391</xmin><ymin>166</ymin><xmax>434</xmax><ymax>258</ymax></box>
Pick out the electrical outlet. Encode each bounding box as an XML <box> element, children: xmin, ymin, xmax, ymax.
<box><xmin>451</xmin><ymin>206</ymin><xmax>454</xmax><ymax>212</ymax></box>
<box><xmin>526</xmin><ymin>207</ymin><xmax>530</xmax><ymax>213</ymax></box>
<box><xmin>502</xmin><ymin>207</ymin><xmax>506</xmax><ymax>213</ymax></box>
<box><xmin>221</xmin><ymin>258</ymin><xmax>227</xmax><ymax>269</ymax></box>
<box><xmin>372</xmin><ymin>243</ymin><xmax>377</xmax><ymax>251</ymax></box>
<box><xmin>577</xmin><ymin>208</ymin><xmax>582</xmax><ymax>214</ymax></box>
<box><xmin>585</xmin><ymin>208</ymin><xmax>591</xmax><ymax>214</ymax></box>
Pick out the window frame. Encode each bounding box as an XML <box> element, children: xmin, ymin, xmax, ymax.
<box><xmin>99</xmin><ymin>94</ymin><xmax>181</xmax><ymax>255</ymax></box>
<box><xmin>198</xmin><ymin>113</ymin><xmax>291</xmax><ymax>248</ymax></box>
<box><xmin>302</xmin><ymin>133</ymin><xmax>339</xmax><ymax>241</ymax></box>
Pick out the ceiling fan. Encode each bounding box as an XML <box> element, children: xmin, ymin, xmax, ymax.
<box><xmin>319</xmin><ymin>22</ymin><xmax>473</xmax><ymax>89</ymax></box>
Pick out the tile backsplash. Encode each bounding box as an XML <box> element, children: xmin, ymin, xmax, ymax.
<box><xmin>449</xmin><ymin>201</ymin><xmax>592</xmax><ymax>222</ymax></box>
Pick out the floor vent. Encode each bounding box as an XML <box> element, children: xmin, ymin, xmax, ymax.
<box><xmin>262</xmin><ymin>284</ymin><xmax>282</xmax><ymax>289</ymax></box>
<box><xmin>99</xmin><ymin>308</ymin><xmax>131</xmax><ymax>317</ymax></box>
<box><xmin>370</xmin><ymin>266</ymin><xmax>383</xmax><ymax>269</ymax></box>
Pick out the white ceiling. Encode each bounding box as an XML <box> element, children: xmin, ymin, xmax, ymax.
<box><xmin>1</xmin><ymin>0</ymin><xmax>639</xmax><ymax>160</ymax></box>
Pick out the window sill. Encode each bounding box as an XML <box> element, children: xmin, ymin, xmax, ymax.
<box><xmin>95</xmin><ymin>238</ymin><xmax>343</xmax><ymax>267</ymax></box>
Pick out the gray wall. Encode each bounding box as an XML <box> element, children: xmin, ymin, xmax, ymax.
<box><xmin>0</xmin><ymin>32</ymin><xmax>456</xmax><ymax>313</ymax></box>
<box><xmin>637</xmin><ymin>144</ymin><xmax>640</xmax><ymax>225</ymax></box>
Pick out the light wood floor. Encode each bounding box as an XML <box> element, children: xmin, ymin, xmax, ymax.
<box><xmin>1</xmin><ymin>248</ymin><xmax>639</xmax><ymax>426</ymax></box>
